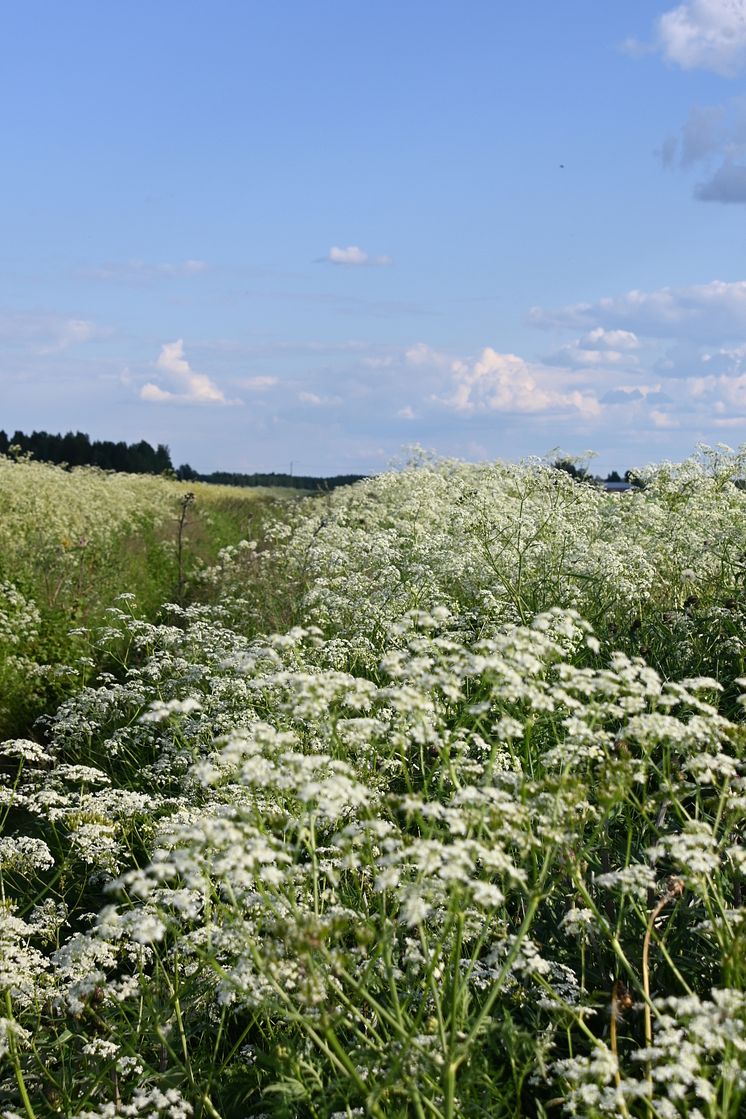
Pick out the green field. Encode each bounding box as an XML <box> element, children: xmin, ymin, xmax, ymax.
<box><xmin>0</xmin><ymin>455</ymin><xmax>295</xmax><ymax>737</ymax></box>
<box><xmin>1</xmin><ymin>449</ymin><xmax>745</xmax><ymax>1118</ymax></box>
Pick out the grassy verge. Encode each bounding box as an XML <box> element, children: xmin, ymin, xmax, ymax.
<box><xmin>0</xmin><ymin>456</ymin><xmax>298</xmax><ymax>737</ymax></box>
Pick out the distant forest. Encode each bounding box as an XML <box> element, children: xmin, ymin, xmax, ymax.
<box><xmin>0</xmin><ymin>429</ymin><xmax>173</xmax><ymax>474</ymax></box>
<box><xmin>178</xmin><ymin>466</ymin><xmax>368</xmax><ymax>491</ymax></box>
<box><xmin>0</xmin><ymin>429</ymin><xmax>366</xmax><ymax>491</ymax></box>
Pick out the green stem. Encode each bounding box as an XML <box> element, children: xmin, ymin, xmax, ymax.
<box><xmin>443</xmin><ymin>911</ymin><xmax>465</xmax><ymax>1119</ymax></box>
<box><xmin>458</xmin><ymin>850</ymin><xmax>554</xmax><ymax>1058</ymax></box>
<box><xmin>4</xmin><ymin>993</ymin><xmax>36</xmax><ymax>1119</ymax></box>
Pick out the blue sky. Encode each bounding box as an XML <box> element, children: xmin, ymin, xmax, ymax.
<box><xmin>4</xmin><ymin>0</ymin><xmax>746</xmax><ymax>475</ymax></box>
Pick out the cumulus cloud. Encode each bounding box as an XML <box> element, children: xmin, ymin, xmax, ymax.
<box><xmin>413</xmin><ymin>346</ymin><xmax>602</xmax><ymax>419</ymax></box>
<box><xmin>584</xmin><ymin>327</ymin><xmax>640</xmax><ymax>350</ymax></box>
<box><xmin>381</xmin><ymin>284</ymin><xmax>746</xmax><ymax>448</ymax></box>
<box><xmin>656</xmin><ymin>0</ymin><xmax>746</xmax><ymax>76</ymax></box>
<box><xmin>685</xmin><ymin>350</ymin><xmax>746</xmax><ymax>414</ymax></box>
<box><xmin>544</xmin><ymin>327</ymin><xmax>641</xmax><ymax>368</ymax></box>
<box><xmin>140</xmin><ymin>340</ymin><xmax>234</xmax><ymax>405</ymax></box>
<box><xmin>530</xmin><ymin>279</ymin><xmax>746</xmax><ymax>342</ymax></box>
<box><xmin>325</xmin><ymin>245</ymin><xmax>392</xmax><ymax>266</ymax></box>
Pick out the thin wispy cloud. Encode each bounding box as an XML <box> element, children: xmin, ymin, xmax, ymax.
<box><xmin>298</xmin><ymin>390</ymin><xmax>342</xmax><ymax>407</ymax></box>
<box><xmin>140</xmin><ymin>340</ymin><xmax>236</xmax><ymax>405</ymax></box>
<box><xmin>659</xmin><ymin>98</ymin><xmax>746</xmax><ymax>202</ymax></box>
<box><xmin>696</xmin><ymin>158</ymin><xmax>746</xmax><ymax>201</ymax></box>
<box><xmin>323</xmin><ymin>245</ymin><xmax>392</xmax><ymax>267</ymax></box>
<box><xmin>396</xmin><ymin>405</ymin><xmax>416</xmax><ymax>420</ymax></box>
<box><xmin>0</xmin><ymin>312</ymin><xmax>99</xmax><ymax>354</ymax></box>
<box><xmin>39</xmin><ymin>319</ymin><xmax>97</xmax><ymax>354</ymax></box>
<box><xmin>239</xmin><ymin>375</ymin><xmax>279</xmax><ymax>390</ymax></box>
<box><xmin>86</xmin><ymin>260</ymin><xmax>208</xmax><ymax>283</ymax></box>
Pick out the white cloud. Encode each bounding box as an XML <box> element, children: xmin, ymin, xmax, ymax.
<box><xmin>40</xmin><ymin>319</ymin><xmax>97</xmax><ymax>353</ymax></box>
<box><xmin>140</xmin><ymin>340</ymin><xmax>234</xmax><ymax>405</ymax></box>
<box><xmin>584</xmin><ymin>327</ymin><xmax>640</xmax><ymax>350</ymax></box>
<box><xmin>326</xmin><ymin>245</ymin><xmax>392</xmax><ymax>266</ymax></box>
<box><xmin>651</xmin><ymin>409</ymin><xmax>679</xmax><ymax>428</ymax></box>
<box><xmin>686</xmin><ymin>367</ymin><xmax>746</xmax><ymax>409</ymax></box>
<box><xmin>425</xmin><ymin>347</ymin><xmax>602</xmax><ymax>419</ymax></box>
<box><xmin>405</xmin><ymin>342</ymin><xmax>453</xmax><ymax>368</ymax></box>
<box><xmin>545</xmin><ymin>327</ymin><xmax>641</xmax><ymax>368</ymax></box>
<box><xmin>240</xmin><ymin>375</ymin><xmax>279</xmax><ymax>390</ymax></box>
<box><xmin>297</xmin><ymin>389</ymin><xmax>342</xmax><ymax>407</ymax></box>
<box><xmin>139</xmin><ymin>382</ymin><xmax>175</xmax><ymax>405</ymax></box>
<box><xmin>396</xmin><ymin>405</ymin><xmax>416</xmax><ymax>420</ymax></box>
<box><xmin>329</xmin><ymin>246</ymin><xmax>367</xmax><ymax>266</ymax></box>
<box><xmin>656</xmin><ymin>0</ymin><xmax>746</xmax><ymax>76</ymax></box>
<box><xmin>0</xmin><ymin>313</ymin><xmax>99</xmax><ymax>353</ymax></box>
<box><xmin>530</xmin><ymin>280</ymin><xmax>746</xmax><ymax>342</ymax></box>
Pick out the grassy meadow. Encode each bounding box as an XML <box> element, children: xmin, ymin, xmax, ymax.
<box><xmin>1</xmin><ymin>447</ymin><xmax>746</xmax><ymax>1118</ymax></box>
<box><xmin>0</xmin><ymin>455</ymin><xmax>293</xmax><ymax>737</ymax></box>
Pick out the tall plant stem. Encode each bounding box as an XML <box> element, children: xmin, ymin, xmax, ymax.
<box><xmin>4</xmin><ymin>993</ymin><xmax>36</xmax><ymax>1119</ymax></box>
<box><xmin>642</xmin><ymin>878</ymin><xmax>684</xmax><ymax>1112</ymax></box>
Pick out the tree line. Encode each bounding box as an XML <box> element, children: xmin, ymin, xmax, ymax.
<box><xmin>1</xmin><ymin>430</ymin><xmax>367</xmax><ymax>491</ymax></box>
<box><xmin>0</xmin><ymin>429</ymin><xmax>173</xmax><ymax>474</ymax></box>
<box><xmin>553</xmin><ymin>459</ymin><xmax>638</xmax><ymax>486</ymax></box>
<box><xmin>176</xmin><ymin>466</ymin><xmax>368</xmax><ymax>491</ymax></box>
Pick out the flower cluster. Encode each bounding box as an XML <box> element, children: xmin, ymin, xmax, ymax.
<box><xmin>1</xmin><ymin>449</ymin><xmax>746</xmax><ymax>1116</ymax></box>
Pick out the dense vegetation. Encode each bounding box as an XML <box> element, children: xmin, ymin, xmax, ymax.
<box><xmin>0</xmin><ymin>431</ymin><xmax>174</xmax><ymax>475</ymax></box>
<box><xmin>0</xmin><ymin>455</ymin><xmax>293</xmax><ymax>737</ymax></box>
<box><xmin>1</xmin><ymin>447</ymin><xmax>745</xmax><ymax>1118</ymax></box>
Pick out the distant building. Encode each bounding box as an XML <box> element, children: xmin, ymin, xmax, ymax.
<box><xmin>603</xmin><ymin>480</ymin><xmax>634</xmax><ymax>493</ymax></box>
